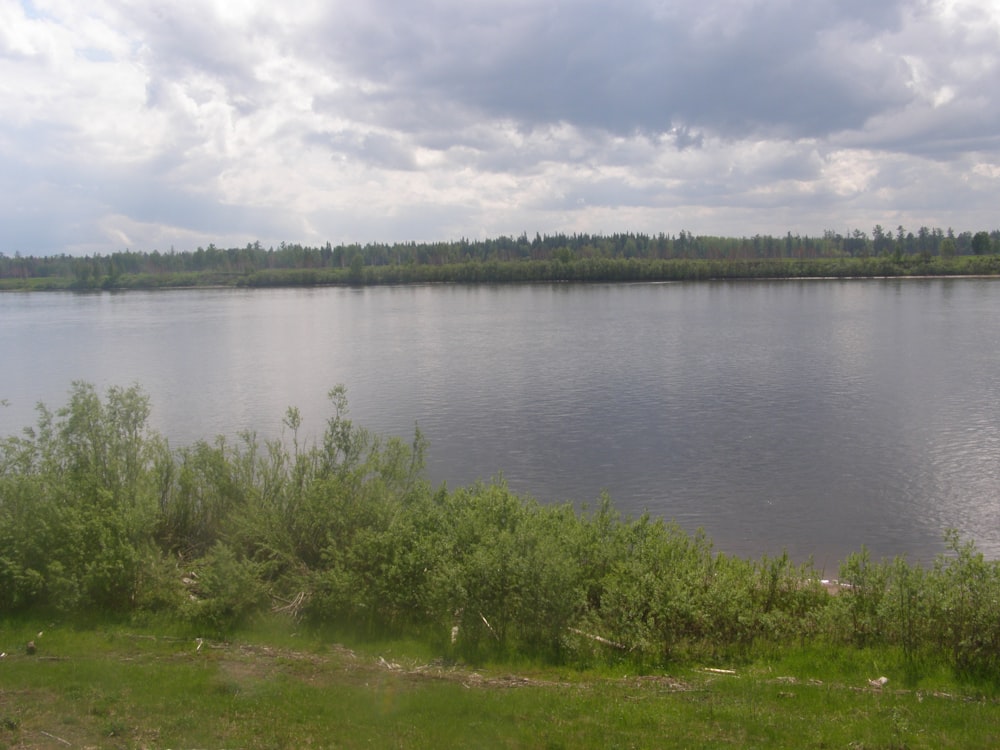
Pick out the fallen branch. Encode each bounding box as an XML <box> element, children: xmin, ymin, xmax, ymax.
<box><xmin>272</xmin><ymin>590</ymin><xmax>309</xmax><ymax>620</ymax></box>
<box><xmin>378</xmin><ymin>656</ymin><xmax>402</xmax><ymax>671</ymax></box>
<box><xmin>568</xmin><ymin>627</ymin><xmax>627</xmax><ymax>650</ymax></box>
<box><xmin>480</xmin><ymin>612</ymin><xmax>500</xmax><ymax>641</ymax></box>
<box><xmin>39</xmin><ymin>730</ymin><xmax>72</xmax><ymax>746</ymax></box>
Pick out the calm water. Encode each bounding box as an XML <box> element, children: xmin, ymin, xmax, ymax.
<box><xmin>3</xmin><ymin>280</ymin><xmax>999</xmax><ymax>565</ymax></box>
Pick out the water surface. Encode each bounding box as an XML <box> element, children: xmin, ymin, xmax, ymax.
<box><xmin>3</xmin><ymin>279</ymin><xmax>999</xmax><ymax>565</ymax></box>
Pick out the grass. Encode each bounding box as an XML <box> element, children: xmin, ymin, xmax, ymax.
<box><xmin>1</xmin><ymin>619</ymin><xmax>998</xmax><ymax>749</ymax></box>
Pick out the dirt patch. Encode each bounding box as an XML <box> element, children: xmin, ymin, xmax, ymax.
<box><xmin>184</xmin><ymin>638</ymin><xmax>694</xmax><ymax>693</ymax></box>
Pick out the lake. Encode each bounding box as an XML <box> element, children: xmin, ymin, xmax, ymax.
<box><xmin>3</xmin><ymin>279</ymin><xmax>999</xmax><ymax>566</ymax></box>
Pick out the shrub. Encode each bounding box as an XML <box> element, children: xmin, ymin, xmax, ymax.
<box><xmin>5</xmin><ymin>382</ymin><xmax>1000</xmax><ymax>679</ymax></box>
<box><xmin>182</xmin><ymin>542</ymin><xmax>265</xmax><ymax>635</ymax></box>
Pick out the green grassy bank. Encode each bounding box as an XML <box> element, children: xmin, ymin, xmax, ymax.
<box><xmin>1</xmin><ymin>618</ymin><xmax>998</xmax><ymax>750</ymax></box>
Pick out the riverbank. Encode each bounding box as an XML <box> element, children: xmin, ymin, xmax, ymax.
<box><xmin>3</xmin><ymin>253</ymin><xmax>1000</xmax><ymax>291</ymax></box>
<box><xmin>1</xmin><ymin>619</ymin><xmax>997</xmax><ymax>749</ymax></box>
<box><xmin>4</xmin><ymin>382</ymin><xmax>1000</xmax><ymax>681</ymax></box>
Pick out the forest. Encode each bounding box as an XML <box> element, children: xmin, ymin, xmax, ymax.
<box><xmin>1</xmin><ymin>227</ymin><xmax>999</xmax><ymax>290</ymax></box>
<box><xmin>2</xmin><ymin>383</ymin><xmax>999</xmax><ymax>679</ymax></box>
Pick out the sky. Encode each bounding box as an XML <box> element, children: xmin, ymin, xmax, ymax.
<box><xmin>1</xmin><ymin>0</ymin><xmax>998</xmax><ymax>256</ymax></box>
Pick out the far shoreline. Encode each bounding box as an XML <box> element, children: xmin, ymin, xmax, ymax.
<box><xmin>4</xmin><ymin>269</ymin><xmax>1000</xmax><ymax>293</ymax></box>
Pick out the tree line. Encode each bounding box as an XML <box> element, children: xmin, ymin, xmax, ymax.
<box><xmin>1</xmin><ymin>227</ymin><xmax>998</xmax><ymax>289</ymax></box>
<box><xmin>2</xmin><ymin>383</ymin><xmax>999</xmax><ymax>678</ymax></box>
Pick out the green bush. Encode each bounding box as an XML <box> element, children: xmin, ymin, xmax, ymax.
<box><xmin>0</xmin><ymin>383</ymin><xmax>163</xmax><ymax>613</ymax></box>
<box><xmin>182</xmin><ymin>542</ymin><xmax>265</xmax><ymax>635</ymax></box>
<box><xmin>4</xmin><ymin>382</ymin><xmax>1000</xmax><ymax>679</ymax></box>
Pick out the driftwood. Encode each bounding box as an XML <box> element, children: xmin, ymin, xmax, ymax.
<box><xmin>568</xmin><ymin>627</ymin><xmax>627</xmax><ymax>650</ymax></box>
<box><xmin>480</xmin><ymin>612</ymin><xmax>500</xmax><ymax>641</ymax></box>
<box><xmin>271</xmin><ymin>591</ymin><xmax>309</xmax><ymax>620</ymax></box>
<box><xmin>378</xmin><ymin>656</ymin><xmax>402</xmax><ymax>671</ymax></box>
<box><xmin>39</xmin><ymin>730</ymin><xmax>72</xmax><ymax>746</ymax></box>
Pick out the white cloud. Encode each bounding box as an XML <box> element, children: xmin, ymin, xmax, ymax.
<box><xmin>0</xmin><ymin>0</ymin><xmax>997</xmax><ymax>255</ymax></box>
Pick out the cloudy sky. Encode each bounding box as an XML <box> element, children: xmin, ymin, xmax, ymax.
<box><xmin>2</xmin><ymin>0</ymin><xmax>998</xmax><ymax>256</ymax></box>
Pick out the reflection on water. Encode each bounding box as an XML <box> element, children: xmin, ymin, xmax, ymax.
<box><xmin>3</xmin><ymin>279</ymin><xmax>999</xmax><ymax>564</ymax></box>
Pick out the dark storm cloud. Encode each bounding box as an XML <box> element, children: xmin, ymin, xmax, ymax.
<box><xmin>310</xmin><ymin>0</ymin><xmax>912</xmax><ymax>140</ymax></box>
